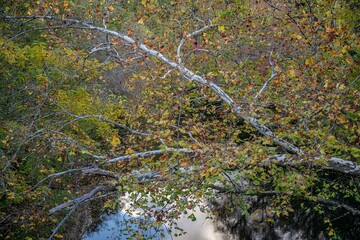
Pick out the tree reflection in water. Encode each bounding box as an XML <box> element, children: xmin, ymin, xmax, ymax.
<box><xmin>84</xmin><ymin>210</ymin><xmax>167</xmax><ymax>240</ymax></box>
<box><xmin>209</xmin><ymin>193</ymin><xmax>360</xmax><ymax>240</ymax></box>
<box><xmin>84</xmin><ymin>191</ymin><xmax>360</xmax><ymax>240</ymax></box>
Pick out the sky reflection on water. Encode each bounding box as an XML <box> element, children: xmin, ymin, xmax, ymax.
<box><xmin>84</xmin><ymin>206</ymin><xmax>228</xmax><ymax>240</ymax></box>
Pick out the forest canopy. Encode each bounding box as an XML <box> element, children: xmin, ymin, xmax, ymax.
<box><xmin>0</xmin><ymin>0</ymin><xmax>359</xmax><ymax>239</ymax></box>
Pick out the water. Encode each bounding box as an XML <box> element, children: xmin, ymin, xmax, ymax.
<box><xmin>84</xmin><ymin>207</ymin><xmax>229</xmax><ymax>240</ymax></box>
<box><xmin>83</xmin><ymin>193</ymin><xmax>360</xmax><ymax>240</ymax></box>
<box><xmin>83</xmin><ymin>191</ymin><xmax>229</xmax><ymax>240</ymax></box>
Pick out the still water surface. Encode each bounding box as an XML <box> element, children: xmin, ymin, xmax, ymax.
<box><xmin>83</xmin><ymin>192</ymin><xmax>359</xmax><ymax>240</ymax></box>
<box><xmin>84</xmin><ymin>207</ymin><xmax>228</xmax><ymax>240</ymax></box>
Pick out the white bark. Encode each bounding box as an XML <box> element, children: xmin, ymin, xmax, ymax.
<box><xmin>261</xmin><ymin>154</ymin><xmax>360</xmax><ymax>177</ymax></box>
<box><xmin>254</xmin><ymin>50</ymin><xmax>277</xmax><ymax>99</ymax></box>
<box><xmin>100</xmin><ymin>148</ymin><xmax>194</xmax><ymax>164</ymax></box>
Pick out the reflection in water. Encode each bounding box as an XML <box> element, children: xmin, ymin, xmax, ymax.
<box><xmin>209</xmin><ymin>193</ymin><xmax>360</xmax><ymax>240</ymax></box>
<box><xmin>84</xmin><ymin>210</ymin><xmax>166</xmax><ymax>240</ymax></box>
<box><xmin>173</xmin><ymin>207</ymin><xmax>229</xmax><ymax>240</ymax></box>
<box><xmin>84</xmin><ymin>207</ymin><xmax>229</xmax><ymax>240</ymax></box>
<box><xmin>84</xmin><ymin>193</ymin><xmax>360</xmax><ymax>240</ymax></box>
<box><xmin>84</xmin><ymin>191</ymin><xmax>229</xmax><ymax>240</ymax></box>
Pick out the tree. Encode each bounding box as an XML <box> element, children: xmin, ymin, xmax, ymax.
<box><xmin>1</xmin><ymin>0</ymin><xmax>359</xmax><ymax>239</ymax></box>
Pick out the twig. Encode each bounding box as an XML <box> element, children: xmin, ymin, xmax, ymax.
<box><xmin>254</xmin><ymin>50</ymin><xmax>277</xmax><ymax>99</ymax></box>
<box><xmin>55</xmin><ymin>106</ymin><xmax>149</xmax><ymax>137</ymax></box>
<box><xmin>177</xmin><ymin>24</ymin><xmax>213</xmax><ymax>64</ymax></box>
<box><xmin>160</xmin><ymin>69</ymin><xmax>176</xmax><ymax>79</ymax></box>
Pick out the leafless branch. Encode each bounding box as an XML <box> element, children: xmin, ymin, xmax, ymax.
<box><xmin>160</xmin><ymin>69</ymin><xmax>176</xmax><ymax>79</ymax></box>
<box><xmin>49</xmin><ymin>186</ymin><xmax>107</xmax><ymax>214</ymax></box>
<box><xmin>254</xmin><ymin>50</ymin><xmax>277</xmax><ymax>99</ymax></box>
<box><xmin>170</xmin><ymin>125</ymin><xmax>200</xmax><ymax>144</ymax></box>
<box><xmin>0</xmin><ymin>24</ymin><xmax>75</xmax><ymax>47</ymax></box>
<box><xmin>177</xmin><ymin>24</ymin><xmax>213</xmax><ymax>64</ymax></box>
<box><xmin>100</xmin><ymin>148</ymin><xmax>194</xmax><ymax>165</ymax></box>
<box><xmin>30</xmin><ymin>166</ymin><xmax>117</xmax><ymax>191</ymax></box>
<box><xmin>260</xmin><ymin>154</ymin><xmax>360</xmax><ymax>177</ymax></box>
<box><xmin>55</xmin><ymin>106</ymin><xmax>149</xmax><ymax>137</ymax></box>
<box><xmin>48</xmin><ymin>186</ymin><xmax>117</xmax><ymax>239</ymax></box>
<box><xmin>48</xmin><ymin>203</ymin><xmax>77</xmax><ymax>240</ymax></box>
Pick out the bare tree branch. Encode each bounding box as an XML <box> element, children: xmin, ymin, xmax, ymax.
<box><xmin>100</xmin><ymin>148</ymin><xmax>194</xmax><ymax>164</ymax></box>
<box><xmin>48</xmin><ymin>203</ymin><xmax>77</xmax><ymax>240</ymax></box>
<box><xmin>49</xmin><ymin>186</ymin><xmax>109</xmax><ymax>214</ymax></box>
<box><xmin>254</xmin><ymin>50</ymin><xmax>277</xmax><ymax>99</ymax></box>
<box><xmin>48</xmin><ymin>188</ymin><xmax>118</xmax><ymax>239</ymax></box>
<box><xmin>55</xmin><ymin>105</ymin><xmax>149</xmax><ymax>137</ymax></box>
<box><xmin>30</xmin><ymin>166</ymin><xmax>117</xmax><ymax>191</ymax></box>
<box><xmin>61</xmin><ymin>114</ymin><xmax>149</xmax><ymax>137</ymax></box>
<box><xmin>260</xmin><ymin>154</ymin><xmax>360</xmax><ymax>177</ymax></box>
<box><xmin>210</xmin><ymin>186</ymin><xmax>360</xmax><ymax>216</ymax></box>
<box><xmin>177</xmin><ymin>24</ymin><xmax>213</xmax><ymax>64</ymax></box>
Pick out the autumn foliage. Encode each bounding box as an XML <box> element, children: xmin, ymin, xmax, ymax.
<box><xmin>0</xmin><ymin>0</ymin><xmax>359</xmax><ymax>239</ymax></box>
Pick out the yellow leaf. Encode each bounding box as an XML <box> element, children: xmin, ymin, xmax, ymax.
<box><xmin>191</xmin><ymin>143</ymin><xmax>199</xmax><ymax>149</ymax></box>
<box><xmin>110</xmin><ymin>135</ymin><xmax>121</xmax><ymax>147</ymax></box>
<box><xmin>339</xmin><ymin>84</ymin><xmax>346</xmax><ymax>90</ymax></box>
<box><xmin>7</xmin><ymin>192</ymin><xmax>15</xmax><ymax>200</ymax></box>
<box><xmin>341</xmin><ymin>45</ymin><xmax>350</xmax><ymax>53</ymax></box>
<box><xmin>326</xmin><ymin>11</ymin><xmax>333</xmax><ymax>18</ymax></box>
<box><xmin>108</xmin><ymin>6</ymin><xmax>114</xmax><ymax>12</ymax></box>
<box><xmin>218</xmin><ymin>25</ymin><xmax>225</xmax><ymax>32</ymax></box>
<box><xmin>305</xmin><ymin>58</ymin><xmax>313</xmax><ymax>66</ymax></box>
<box><xmin>125</xmin><ymin>148</ymin><xmax>135</xmax><ymax>154</ymax></box>
<box><xmin>138</xmin><ymin>18</ymin><xmax>144</xmax><ymax>25</ymax></box>
<box><xmin>54</xmin><ymin>233</ymin><xmax>64</xmax><ymax>239</ymax></box>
